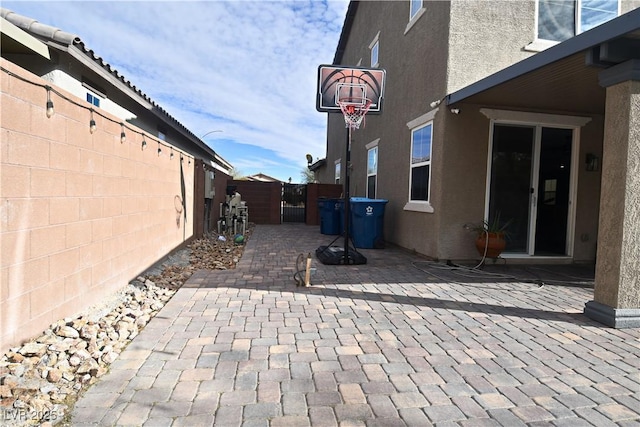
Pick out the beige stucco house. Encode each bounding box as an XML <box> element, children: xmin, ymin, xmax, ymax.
<box><xmin>316</xmin><ymin>1</ymin><xmax>640</xmax><ymax>327</ymax></box>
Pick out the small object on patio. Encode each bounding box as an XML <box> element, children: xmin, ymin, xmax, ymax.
<box><xmin>294</xmin><ymin>253</ymin><xmax>314</xmax><ymax>287</ymax></box>
<box><xmin>234</xmin><ymin>233</ymin><xmax>245</xmax><ymax>244</ymax></box>
<box><xmin>218</xmin><ymin>235</ymin><xmax>226</xmax><ymax>241</ymax></box>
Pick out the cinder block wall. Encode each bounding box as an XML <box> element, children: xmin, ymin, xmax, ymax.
<box><xmin>0</xmin><ymin>59</ymin><xmax>195</xmax><ymax>354</ymax></box>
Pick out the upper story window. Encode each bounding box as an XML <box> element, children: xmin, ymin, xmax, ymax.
<box><xmin>82</xmin><ymin>78</ymin><xmax>105</xmax><ymax>109</ymax></box>
<box><xmin>410</xmin><ymin>0</ymin><xmax>423</xmax><ymax>20</ymax></box>
<box><xmin>86</xmin><ymin>93</ymin><xmax>100</xmax><ymax>108</ymax></box>
<box><xmin>538</xmin><ymin>0</ymin><xmax>619</xmax><ymax>42</ymax></box>
<box><xmin>371</xmin><ymin>41</ymin><xmax>379</xmax><ymax>67</ymax></box>
<box><xmin>369</xmin><ymin>32</ymin><xmax>380</xmax><ymax>67</ymax></box>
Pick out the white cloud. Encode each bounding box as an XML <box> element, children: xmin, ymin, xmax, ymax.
<box><xmin>3</xmin><ymin>0</ymin><xmax>349</xmax><ymax>181</ymax></box>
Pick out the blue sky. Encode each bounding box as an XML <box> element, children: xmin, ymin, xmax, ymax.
<box><xmin>3</xmin><ymin>0</ymin><xmax>350</xmax><ymax>182</ymax></box>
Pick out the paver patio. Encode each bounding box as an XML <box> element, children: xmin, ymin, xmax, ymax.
<box><xmin>71</xmin><ymin>224</ymin><xmax>640</xmax><ymax>426</ymax></box>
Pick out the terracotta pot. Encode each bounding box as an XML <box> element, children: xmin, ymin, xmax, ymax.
<box><xmin>475</xmin><ymin>232</ymin><xmax>506</xmax><ymax>258</ymax></box>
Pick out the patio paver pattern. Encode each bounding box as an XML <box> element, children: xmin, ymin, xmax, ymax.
<box><xmin>71</xmin><ymin>224</ymin><xmax>640</xmax><ymax>426</ymax></box>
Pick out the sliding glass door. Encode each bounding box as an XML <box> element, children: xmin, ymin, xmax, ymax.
<box><xmin>488</xmin><ymin>124</ymin><xmax>574</xmax><ymax>256</ymax></box>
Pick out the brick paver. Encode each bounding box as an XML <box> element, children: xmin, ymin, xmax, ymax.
<box><xmin>71</xmin><ymin>224</ymin><xmax>640</xmax><ymax>426</ymax></box>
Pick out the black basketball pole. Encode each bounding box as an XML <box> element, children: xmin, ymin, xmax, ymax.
<box><xmin>343</xmin><ymin>126</ymin><xmax>351</xmax><ymax>264</ymax></box>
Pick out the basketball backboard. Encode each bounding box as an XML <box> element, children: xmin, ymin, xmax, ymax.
<box><xmin>316</xmin><ymin>65</ymin><xmax>386</xmax><ymax>114</ymax></box>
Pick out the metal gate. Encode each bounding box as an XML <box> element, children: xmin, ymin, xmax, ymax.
<box><xmin>282</xmin><ymin>183</ymin><xmax>307</xmax><ymax>222</ymax></box>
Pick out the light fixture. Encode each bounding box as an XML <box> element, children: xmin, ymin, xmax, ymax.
<box><xmin>429</xmin><ymin>99</ymin><xmax>441</xmax><ymax>109</ymax></box>
<box><xmin>586</xmin><ymin>153</ymin><xmax>599</xmax><ymax>171</ymax></box>
<box><xmin>157</xmin><ymin>145</ymin><xmax>162</xmax><ymax>156</ymax></box>
<box><xmin>170</xmin><ymin>149</ymin><xmax>174</xmax><ymax>159</ymax></box>
<box><xmin>450</xmin><ymin>108</ymin><xmax>460</xmax><ymax>114</ymax></box>
<box><xmin>45</xmin><ymin>86</ymin><xmax>54</xmax><ymax>118</ymax></box>
<box><xmin>89</xmin><ymin>110</ymin><xmax>97</xmax><ymax>134</ymax></box>
<box><xmin>306</xmin><ymin>154</ymin><xmax>313</xmax><ymax>165</ymax></box>
<box><xmin>120</xmin><ymin>124</ymin><xmax>126</xmax><ymax>143</ymax></box>
<box><xmin>141</xmin><ymin>136</ymin><xmax>147</xmax><ymax>150</ymax></box>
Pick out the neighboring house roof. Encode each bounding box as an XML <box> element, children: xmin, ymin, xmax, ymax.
<box><xmin>0</xmin><ymin>8</ymin><xmax>233</xmax><ymax>172</ymax></box>
<box><xmin>446</xmin><ymin>7</ymin><xmax>640</xmax><ymax>114</ymax></box>
<box><xmin>308</xmin><ymin>158</ymin><xmax>326</xmax><ymax>172</ymax></box>
<box><xmin>245</xmin><ymin>173</ymin><xmax>280</xmax><ymax>183</ymax></box>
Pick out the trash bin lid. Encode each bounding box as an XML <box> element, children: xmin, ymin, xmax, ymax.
<box><xmin>350</xmin><ymin>197</ymin><xmax>388</xmax><ymax>203</ymax></box>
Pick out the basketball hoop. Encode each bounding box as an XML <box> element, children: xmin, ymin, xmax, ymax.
<box><xmin>338</xmin><ymin>97</ymin><xmax>373</xmax><ymax>129</ymax></box>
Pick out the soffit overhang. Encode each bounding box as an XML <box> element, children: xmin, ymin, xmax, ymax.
<box><xmin>446</xmin><ymin>9</ymin><xmax>640</xmax><ymax>115</ymax></box>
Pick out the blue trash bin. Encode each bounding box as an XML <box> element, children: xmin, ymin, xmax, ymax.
<box><xmin>318</xmin><ymin>198</ymin><xmax>343</xmax><ymax>235</ymax></box>
<box><xmin>349</xmin><ymin>197</ymin><xmax>388</xmax><ymax>249</ymax></box>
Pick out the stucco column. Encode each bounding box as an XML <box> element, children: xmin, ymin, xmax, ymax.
<box><xmin>584</xmin><ymin>60</ymin><xmax>640</xmax><ymax>328</ymax></box>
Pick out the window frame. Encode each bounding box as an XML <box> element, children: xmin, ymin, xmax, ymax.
<box><xmin>410</xmin><ymin>0</ymin><xmax>423</xmax><ymax>20</ymax></box>
<box><xmin>409</xmin><ymin>123</ymin><xmax>433</xmax><ymax>202</ymax></box>
<box><xmin>82</xmin><ymin>79</ymin><xmax>105</xmax><ymax>109</ymax></box>
<box><xmin>366</xmin><ymin>139</ymin><xmax>379</xmax><ymax>199</ymax></box>
<box><xmin>369</xmin><ymin>32</ymin><xmax>380</xmax><ymax>68</ymax></box>
<box><xmin>335</xmin><ymin>159</ymin><xmax>341</xmax><ymax>185</ymax></box>
<box><xmin>533</xmin><ymin>0</ymin><xmax>619</xmax><ymax>45</ymax></box>
<box><xmin>404</xmin><ymin>109</ymin><xmax>438</xmax><ymax>213</ymax></box>
<box><xmin>405</xmin><ymin>0</ymin><xmax>426</xmax><ymax>34</ymax></box>
<box><xmin>86</xmin><ymin>92</ymin><xmax>101</xmax><ymax>108</ymax></box>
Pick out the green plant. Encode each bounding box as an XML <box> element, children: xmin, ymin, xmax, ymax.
<box><xmin>468</xmin><ymin>212</ymin><xmax>512</xmax><ymax>239</ymax></box>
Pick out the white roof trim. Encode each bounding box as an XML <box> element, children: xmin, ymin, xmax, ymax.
<box><xmin>480</xmin><ymin>108</ymin><xmax>592</xmax><ymax>127</ymax></box>
<box><xmin>1</xmin><ymin>17</ymin><xmax>50</xmax><ymax>59</ymax></box>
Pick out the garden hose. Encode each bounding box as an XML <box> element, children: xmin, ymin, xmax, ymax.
<box><xmin>293</xmin><ymin>253</ymin><xmax>312</xmax><ymax>287</ymax></box>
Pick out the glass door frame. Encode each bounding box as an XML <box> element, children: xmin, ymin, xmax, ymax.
<box><xmin>481</xmin><ymin>109</ymin><xmax>591</xmax><ymax>257</ymax></box>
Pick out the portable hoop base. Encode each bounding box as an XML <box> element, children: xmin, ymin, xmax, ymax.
<box><xmin>316</xmin><ymin>245</ymin><xmax>367</xmax><ymax>265</ymax></box>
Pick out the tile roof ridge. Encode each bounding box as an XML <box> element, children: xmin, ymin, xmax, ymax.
<box><xmin>0</xmin><ymin>7</ymin><xmax>222</xmax><ymax>162</ymax></box>
<box><xmin>1</xmin><ymin>8</ymin><xmax>79</xmax><ymax>46</ymax></box>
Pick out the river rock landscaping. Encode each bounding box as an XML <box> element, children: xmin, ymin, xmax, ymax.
<box><xmin>0</xmin><ymin>228</ymin><xmax>252</xmax><ymax>426</ymax></box>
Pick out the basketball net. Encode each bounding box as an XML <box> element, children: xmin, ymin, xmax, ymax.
<box><xmin>338</xmin><ymin>97</ymin><xmax>373</xmax><ymax>130</ymax></box>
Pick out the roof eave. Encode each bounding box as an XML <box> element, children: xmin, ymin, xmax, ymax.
<box><xmin>333</xmin><ymin>1</ymin><xmax>359</xmax><ymax>65</ymax></box>
<box><xmin>446</xmin><ymin>7</ymin><xmax>640</xmax><ymax>106</ymax></box>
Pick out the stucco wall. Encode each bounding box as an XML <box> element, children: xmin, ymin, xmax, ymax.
<box><xmin>324</xmin><ymin>1</ymin><xmax>451</xmax><ymax>257</ymax></box>
<box><xmin>447</xmin><ymin>1</ymin><xmax>537</xmax><ymax>93</ymax></box>
<box><xmin>1</xmin><ymin>59</ymin><xmax>195</xmax><ymax>353</ymax></box>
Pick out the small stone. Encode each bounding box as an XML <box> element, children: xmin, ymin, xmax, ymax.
<box><xmin>0</xmin><ymin>384</ymin><xmax>12</xmax><ymax>398</ymax></box>
<box><xmin>77</xmin><ymin>359</ymin><xmax>99</xmax><ymax>376</ymax></box>
<box><xmin>46</xmin><ymin>369</ymin><xmax>62</xmax><ymax>383</ymax></box>
<box><xmin>80</xmin><ymin>324</ymin><xmax>99</xmax><ymax>340</ymax></box>
<box><xmin>101</xmin><ymin>351</ymin><xmax>118</xmax><ymax>364</ymax></box>
<box><xmin>55</xmin><ymin>326</ymin><xmax>79</xmax><ymax>339</ymax></box>
<box><xmin>8</xmin><ymin>352</ymin><xmax>25</xmax><ymax>363</ymax></box>
<box><xmin>19</xmin><ymin>343</ymin><xmax>47</xmax><ymax>357</ymax></box>
<box><xmin>48</xmin><ymin>340</ymin><xmax>72</xmax><ymax>353</ymax></box>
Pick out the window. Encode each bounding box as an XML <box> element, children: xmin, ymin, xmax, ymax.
<box><xmin>86</xmin><ymin>92</ymin><xmax>100</xmax><ymax>108</ymax></box>
<box><xmin>410</xmin><ymin>0</ymin><xmax>423</xmax><ymax>20</ymax></box>
<box><xmin>538</xmin><ymin>0</ymin><xmax>618</xmax><ymax>42</ymax></box>
<box><xmin>369</xmin><ymin>33</ymin><xmax>380</xmax><ymax>67</ymax></box>
<box><xmin>82</xmin><ymin>79</ymin><xmax>105</xmax><ymax>109</ymax></box>
<box><xmin>410</xmin><ymin>123</ymin><xmax>432</xmax><ymax>202</ymax></box>
<box><xmin>158</xmin><ymin>130</ymin><xmax>166</xmax><ymax>141</ymax></box>
<box><xmin>335</xmin><ymin>160</ymin><xmax>341</xmax><ymax>185</ymax></box>
<box><xmin>367</xmin><ymin>146</ymin><xmax>378</xmax><ymax>198</ymax></box>
<box><xmin>371</xmin><ymin>41</ymin><xmax>379</xmax><ymax>67</ymax></box>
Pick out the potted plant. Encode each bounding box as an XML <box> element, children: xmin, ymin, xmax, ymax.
<box><xmin>468</xmin><ymin>213</ymin><xmax>511</xmax><ymax>258</ymax></box>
